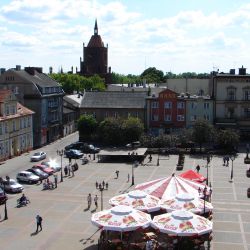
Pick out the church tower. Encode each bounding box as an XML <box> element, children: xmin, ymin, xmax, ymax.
<box><xmin>79</xmin><ymin>20</ymin><xmax>112</xmax><ymax>84</ymax></box>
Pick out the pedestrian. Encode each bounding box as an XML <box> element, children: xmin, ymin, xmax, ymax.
<box><xmin>68</xmin><ymin>164</ymin><xmax>71</xmax><ymax>176</ymax></box>
<box><xmin>223</xmin><ymin>157</ymin><xmax>226</xmax><ymax>166</ymax></box>
<box><xmin>56</xmin><ymin>149</ymin><xmax>59</xmax><ymax>155</ymax></box>
<box><xmin>36</xmin><ymin>215</ymin><xmax>43</xmax><ymax>232</ymax></box>
<box><xmin>54</xmin><ymin>175</ymin><xmax>58</xmax><ymax>188</ymax></box>
<box><xmin>196</xmin><ymin>165</ymin><xmax>200</xmax><ymax>173</ymax></box>
<box><xmin>87</xmin><ymin>193</ymin><xmax>92</xmax><ymax>209</ymax></box>
<box><xmin>95</xmin><ymin>181</ymin><xmax>98</xmax><ymax>189</ymax></box>
<box><xmin>88</xmin><ymin>154</ymin><xmax>91</xmax><ymax>160</ymax></box>
<box><xmin>94</xmin><ymin>195</ymin><xmax>98</xmax><ymax>209</ymax></box>
<box><xmin>115</xmin><ymin>170</ymin><xmax>119</xmax><ymax>179</ymax></box>
<box><xmin>99</xmin><ymin>183</ymin><xmax>102</xmax><ymax>190</ymax></box>
<box><xmin>69</xmin><ymin>157</ymin><xmax>72</xmax><ymax>164</ymax></box>
<box><xmin>127</xmin><ymin>173</ymin><xmax>130</xmax><ymax>182</ymax></box>
<box><xmin>71</xmin><ymin>165</ymin><xmax>75</xmax><ymax>177</ymax></box>
<box><xmin>64</xmin><ymin>166</ymin><xmax>68</xmax><ymax>176</ymax></box>
<box><xmin>105</xmin><ymin>182</ymin><xmax>108</xmax><ymax>190</ymax></box>
<box><xmin>102</xmin><ymin>180</ymin><xmax>105</xmax><ymax>188</ymax></box>
<box><xmin>148</xmin><ymin>154</ymin><xmax>152</xmax><ymax>163</ymax></box>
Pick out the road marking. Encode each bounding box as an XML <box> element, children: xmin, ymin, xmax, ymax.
<box><xmin>238</xmin><ymin>214</ymin><xmax>248</xmax><ymax>250</ymax></box>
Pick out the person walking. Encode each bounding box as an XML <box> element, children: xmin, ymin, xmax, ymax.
<box><xmin>102</xmin><ymin>180</ymin><xmax>105</xmax><ymax>188</ymax></box>
<box><xmin>54</xmin><ymin>175</ymin><xmax>58</xmax><ymax>188</ymax></box>
<box><xmin>95</xmin><ymin>181</ymin><xmax>98</xmax><ymax>189</ymax></box>
<box><xmin>127</xmin><ymin>173</ymin><xmax>130</xmax><ymax>182</ymax></box>
<box><xmin>68</xmin><ymin>164</ymin><xmax>71</xmax><ymax>176</ymax></box>
<box><xmin>115</xmin><ymin>170</ymin><xmax>119</xmax><ymax>179</ymax></box>
<box><xmin>105</xmin><ymin>182</ymin><xmax>108</xmax><ymax>190</ymax></box>
<box><xmin>196</xmin><ymin>165</ymin><xmax>200</xmax><ymax>173</ymax></box>
<box><xmin>64</xmin><ymin>166</ymin><xmax>68</xmax><ymax>176</ymax></box>
<box><xmin>36</xmin><ymin>215</ymin><xmax>43</xmax><ymax>232</ymax></box>
<box><xmin>87</xmin><ymin>194</ymin><xmax>92</xmax><ymax>209</ymax></box>
<box><xmin>148</xmin><ymin>154</ymin><xmax>152</xmax><ymax>163</ymax></box>
<box><xmin>71</xmin><ymin>165</ymin><xmax>75</xmax><ymax>177</ymax></box>
<box><xmin>94</xmin><ymin>195</ymin><xmax>98</xmax><ymax>209</ymax></box>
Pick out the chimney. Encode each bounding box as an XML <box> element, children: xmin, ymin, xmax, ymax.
<box><xmin>49</xmin><ymin>67</ymin><xmax>53</xmax><ymax>74</ymax></box>
<box><xmin>16</xmin><ymin>65</ymin><xmax>21</xmax><ymax>71</ymax></box>
<box><xmin>0</xmin><ymin>68</ymin><xmax>6</xmax><ymax>74</ymax></box>
<box><xmin>229</xmin><ymin>69</ymin><xmax>235</xmax><ymax>75</ymax></box>
<box><xmin>239</xmin><ymin>65</ymin><xmax>246</xmax><ymax>75</ymax></box>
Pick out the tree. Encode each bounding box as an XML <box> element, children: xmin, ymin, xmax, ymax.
<box><xmin>77</xmin><ymin>115</ymin><xmax>98</xmax><ymax>141</ymax></box>
<box><xmin>192</xmin><ymin>120</ymin><xmax>214</xmax><ymax>152</ymax></box>
<box><xmin>140</xmin><ymin>67</ymin><xmax>165</xmax><ymax>83</ymax></box>
<box><xmin>214</xmin><ymin>129</ymin><xmax>240</xmax><ymax>152</ymax></box>
<box><xmin>121</xmin><ymin>117</ymin><xmax>144</xmax><ymax>144</ymax></box>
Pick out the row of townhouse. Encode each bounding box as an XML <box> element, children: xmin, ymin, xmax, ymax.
<box><xmin>0</xmin><ymin>89</ymin><xmax>34</xmax><ymax>161</ymax></box>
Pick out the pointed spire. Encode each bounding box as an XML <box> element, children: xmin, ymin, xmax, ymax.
<box><xmin>94</xmin><ymin>19</ymin><xmax>98</xmax><ymax>35</ymax></box>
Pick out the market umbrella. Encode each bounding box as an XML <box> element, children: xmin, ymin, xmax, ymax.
<box><xmin>160</xmin><ymin>193</ymin><xmax>213</xmax><ymax>214</ymax></box>
<box><xmin>109</xmin><ymin>190</ymin><xmax>160</xmax><ymax>213</ymax></box>
<box><xmin>91</xmin><ymin>205</ymin><xmax>151</xmax><ymax>232</ymax></box>
<box><xmin>179</xmin><ymin>170</ymin><xmax>206</xmax><ymax>183</ymax></box>
<box><xmin>151</xmin><ymin>210</ymin><xmax>213</xmax><ymax>236</ymax></box>
<box><xmin>134</xmin><ymin>173</ymin><xmax>210</xmax><ymax>200</ymax></box>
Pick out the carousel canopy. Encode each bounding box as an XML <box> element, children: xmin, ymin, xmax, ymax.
<box><xmin>91</xmin><ymin>205</ymin><xmax>151</xmax><ymax>232</ymax></box>
<box><xmin>109</xmin><ymin>190</ymin><xmax>160</xmax><ymax>213</ymax></box>
<box><xmin>134</xmin><ymin>174</ymin><xmax>210</xmax><ymax>200</ymax></box>
<box><xmin>151</xmin><ymin>210</ymin><xmax>213</xmax><ymax>236</ymax></box>
<box><xmin>160</xmin><ymin>193</ymin><xmax>213</xmax><ymax>214</ymax></box>
<box><xmin>179</xmin><ymin>170</ymin><xmax>206</xmax><ymax>183</ymax></box>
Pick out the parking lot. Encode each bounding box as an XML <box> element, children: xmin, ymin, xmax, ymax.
<box><xmin>0</xmin><ymin>135</ymin><xmax>250</xmax><ymax>250</ymax></box>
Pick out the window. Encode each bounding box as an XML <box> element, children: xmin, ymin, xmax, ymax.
<box><xmin>127</xmin><ymin>112</ymin><xmax>131</xmax><ymax>118</ymax></box>
<box><xmin>164</xmin><ymin>101</ymin><xmax>172</xmax><ymax>109</ymax></box>
<box><xmin>177</xmin><ymin>102</ymin><xmax>184</xmax><ymax>109</ymax></box>
<box><xmin>135</xmin><ymin>112</ymin><xmax>139</xmax><ymax>118</ymax></box>
<box><xmin>191</xmin><ymin>102</ymin><xmax>197</xmax><ymax>109</ymax></box>
<box><xmin>114</xmin><ymin>112</ymin><xmax>118</xmax><ymax>118</ymax></box>
<box><xmin>105</xmin><ymin>112</ymin><xmax>109</xmax><ymax>118</ymax></box>
<box><xmin>227</xmin><ymin>107</ymin><xmax>235</xmax><ymax>118</ymax></box>
<box><xmin>227</xmin><ymin>87</ymin><xmax>236</xmax><ymax>100</ymax></box>
<box><xmin>191</xmin><ymin>115</ymin><xmax>197</xmax><ymax>121</ymax></box>
<box><xmin>244</xmin><ymin>89</ymin><xmax>250</xmax><ymax>100</ymax></box>
<box><xmin>0</xmin><ymin>123</ymin><xmax>2</xmax><ymax>135</ymax></box>
<box><xmin>204</xmin><ymin>103</ymin><xmax>209</xmax><ymax>109</ymax></box>
<box><xmin>92</xmin><ymin>112</ymin><xmax>96</xmax><ymax>118</ymax></box>
<box><xmin>12</xmin><ymin>120</ymin><xmax>16</xmax><ymax>131</ymax></box>
<box><xmin>151</xmin><ymin>102</ymin><xmax>159</xmax><ymax>109</ymax></box>
<box><xmin>5</xmin><ymin>122</ymin><xmax>8</xmax><ymax>133</ymax></box>
<box><xmin>244</xmin><ymin>108</ymin><xmax>250</xmax><ymax>118</ymax></box>
<box><xmin>204</xmin><ymin>115</ymin><xmax>210</xmax><ymax>120</ymax></box>
<box><xmin>151</xmin><ymin>114</ymin><xmax>159</xmax><ymax>121</ymax></box>
<box><xmin>164</xmin><ymin>114</ymin><xmax>171</xmax><ymax>121</ymax></box>
<box><xmin>177</xmin><ymin>115</ymin><xmax>185</xmax><ymax>121</ymax></box>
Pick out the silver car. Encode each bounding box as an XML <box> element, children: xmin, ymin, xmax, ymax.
<box><xmin>16</xmin><ymin>171</ymin><xmax>40</xmax><ymax>184</ymax></box>
<box><xmin>0</xmin><ymin>178</ymin><xmax>23</xmax><ymax>193</ymax></box>
<box><xmin>30</xmin><ymin>151</ymin><xmax>46</xmax><ymax>162</ymax></box>
<box><xmin>41</xmin><ymin>161</ymin><xmax>61</xmax><ymax>172</ymax></box>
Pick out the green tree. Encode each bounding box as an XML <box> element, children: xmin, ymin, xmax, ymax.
<box><xmin>77</xmin><ymin>115</ymin><xmax>98</xmax><ymax>141</ymax></box>
<box><xmin>192</xmin><ymin>120</ymin><xmax>214</xmax><ymax>152</ymax></box>
<box><xmin>121</xmin><ymin>117</ymin><xmax>144</xmax><ymax>144</ymax></box>
<box><xmin>214</xmin><ymin>129</ymin><xmax>240</xmax><ymax>152</ymax></box>
<box><xmin>140</xmin><ymin>67</ymin><xmax>165</xmax><ymax>83</ymax></box>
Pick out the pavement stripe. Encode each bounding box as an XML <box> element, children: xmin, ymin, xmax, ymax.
<box><xmin>238</xmin><ymin>214</ymin><xmax>248</xmax><ymax>250</ymax></box>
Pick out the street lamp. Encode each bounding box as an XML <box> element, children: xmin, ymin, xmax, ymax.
<box><xmin>3</xmin><ymin>182</ymin><xmax>8</xmax><ymax>220</ymax></box>
<box><xmin>157</xmin><ymin>148</ymin><xmax>160</xmax><ymax>166</ymax></box>
<box><xmin>59</xmin><ymin>150</ymin><xmax>64</xmax><ymax>182</ymax></box>
<box><xmin>98</xmin><ymin>185</ymin><xmax>104</xmax><ymax>210</ymax></box>
<box><xmin>132</xmin><ymin>162</ymin><xmax>135</xmax><ymax>186</ymax></box>
<box><xmin>229</xmin><ymin>155</ymin><xmax>235</xmax><ymax>182</ymax></box>
<box><xmin>206</xmin><ymin>154</ymin><xmax>213</xmax><ymax>185</ymax></box>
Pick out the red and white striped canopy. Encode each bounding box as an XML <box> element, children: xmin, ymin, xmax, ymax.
<box><xmin>134</xmin><ymin>174</ymin><xmax>210</xmax><ymax>200</ymax></box>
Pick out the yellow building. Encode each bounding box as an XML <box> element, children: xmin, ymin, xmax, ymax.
<box><xmin>0</xmin><ymin>89</ymin><xmax>34</xmax><ymax>161</ymax></box>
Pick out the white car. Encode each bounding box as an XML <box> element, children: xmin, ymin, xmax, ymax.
<box><xmin>0</xmin><ymin>178</ymin><xmax>24</xmax><ymax>193</ymax></box>
<box><xmin>30</xmin><ymin>151</ymin><xmax>46</xmax><ymax>162</ymax></box>
<box><xmin>41</xmin><ymin>161</ymin><xmax>61</xmax><ymax>172</ymax></box>
<box><xmin>16</xmin><ymin>171</ymin><xmax>40</xmax><ymax>184</ymax></box>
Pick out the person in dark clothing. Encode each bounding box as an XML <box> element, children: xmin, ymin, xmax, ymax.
<box><xmin>196</xmin><ymin>165</ymin><xmax>200</xmax><ymax>173</ymax></box>
<box><xmin>64</xmin><ymin>166</ymin><xmax>68</xmax><ymax>176</ymax></box>
<box><xmin>36</xmin><ymin>215</ymin><xmax>42</xmax><ymax>232</ymax></box>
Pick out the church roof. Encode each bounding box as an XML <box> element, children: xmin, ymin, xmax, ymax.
<box><xmin>87</xmin><ymin>35</ymin><xmax>104</xmax><ymax>47</ymax></box>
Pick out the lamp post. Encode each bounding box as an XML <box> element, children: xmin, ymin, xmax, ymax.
<box><xmin>203</xmin><ymin>186</ymin><xmax>207</xmax><ymax>215</ymax></box>
<box><xmin>229</xmin><ymin>155</ymin><xmax>235</xmax><ymax>182</ymax></box>
<box><xmin>132</xmin><ymin>162</ymin><xmax>135</xmax><ymax>186</ymax></box>
<box><xmin>3</xmin><ymin>182</ymin><xmax>8</xmax><ymax>220</ymax></box>
<box><xmin>206</xmin><ymin>154</ymin><xmax>212</xmax><ymax>186</ymax></box>
<box><xmin>59</xmin><ymin>150</ymin><xmax>64</xmax><ymax>182</ymax></box>
<box><xmin>98</xmin><ymin>185</ymin><xmax>104</xmax><ymax>210</ymax></box>
<box><xmin>157</xmin><ymin>149</ymin><xmax>160</xmax><ymax>166</ymax></box>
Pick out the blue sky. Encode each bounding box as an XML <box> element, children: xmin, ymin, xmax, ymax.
<box><xmin>0</xmin><ymin>0</ymin><xmax>250</xmax><ymax>75</ymax></box>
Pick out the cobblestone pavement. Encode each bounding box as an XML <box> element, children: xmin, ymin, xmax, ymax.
<box><xmin>0</xmin><ymin>148</ymin><xmax>250</xmax><ymax>250</ymax></box>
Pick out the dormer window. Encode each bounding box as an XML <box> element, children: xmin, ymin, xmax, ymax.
<box><xmin>227</xmin><ymin>86</ymin><xmax>236</xmax><ymax>100</ymax></box>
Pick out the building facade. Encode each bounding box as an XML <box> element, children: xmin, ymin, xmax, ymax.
<box><xmin>213</xmin><ymin>66</ymin><xmax>250</xmax><ymax>137</ymax></box>
<box><xmin>0</xmin><ymin>89</ymin><xmax>34</xmax><ymax>161</ymax></box>
<box><xmin>146</xmin><ymin>89</ymin><xmax>186</xmax><ymax>135</ymax></box>
<box><xmin>79</xmin><ymin>20</ymin><xmax>112</xmax><ymax>84</ymax></box>
<box><xmin>0</xmin><ymin>66</ymin><xmax>64</xmax><ymax>148</ymax></box>
<box><xmin>185</xmin><ymin>95</ymin><xmax>213</xmax><ymax>128</ymax></box>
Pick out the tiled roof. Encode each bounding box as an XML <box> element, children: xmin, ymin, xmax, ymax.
<box><xmin>64</xmin><ymin>94</ymin><xmax>82</xmax><ymax>107</ymax></box>
<box><xmin>0</xmin><ymin>102</ymin><xmax>34</xmax><ymax>121</ymax></box>
<box><xmin>0</xmin><ymin>89</ymin><xmax>12</xmax><ymax>102</ymax></box>
<box><xmin>11</xmin><ymin>69</ymin><xmax>60</xmax><ymax>87</ymax></box>
<box><xmin>87</xmin><ymin>35</ymin><xmax>104</xmax><ymax>47</ymax></box>
<box><xmin>80</xmin><ymin>91</ymin><xmax>147</xmax><ymax>109</ymax></box>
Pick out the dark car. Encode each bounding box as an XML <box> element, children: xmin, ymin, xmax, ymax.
<box><xmin>81</xmin><ymin>144</ymin><xmax>100</xmax><ymax>154</ymax></box>
<box><xmin>65</xmin><ymin>142</ymin><xmax>85</xmax><ymax>151</ymax></box>
<box><xmin>26</xmin><ymin>168</ymin><xmax>49</xmax><ymax>180</ymax></box>
<box><xmin>65</xmin><ymin>149</ymin><xmax>83</xmax><ymax>159</ymax></box>
<box><xmin>0</xmin><ymin>187</ymin><xmax>8</xmax><ymax>205</ymax></box>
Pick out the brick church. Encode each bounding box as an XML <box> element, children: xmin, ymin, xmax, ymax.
<box><xmin>79</xmin><ymin>20</ymin><xmax>112</xmax><ymax>84</ymax></box>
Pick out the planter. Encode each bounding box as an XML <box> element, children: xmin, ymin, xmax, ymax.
<box><xmin>246</xmin><ymin>170</ymin><xmax>250</xmax><ymax>178</ymax></box>
<box><xmin>176</xmin><ymin>165</ymin><xmax>184</xmax><ymax>171</ymax></box>
<box><xmin>244</xmin><ymin>158</ymin><xmax>250</xmax><ymax>164</ymax></box>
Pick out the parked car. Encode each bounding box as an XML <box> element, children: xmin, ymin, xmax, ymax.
<box><xmin>0</xmin><ymin>178</ymin><xmax>23</xmax><ymax>193</ymax></box>
<box><xmin>81</xmin><ymin>144</ymin><xmax>100</xmax><ymax>154</ymax></box>
<box><xmin>26</xmin><ymin>168</ymin><xmax>49</xmax><ymax>181</ymax></box>
<box><xmin>41</xmin><ymin>161</ymin><xmax>61</xmax><ymax>172</ymax></box>
<box><xmin>0</xmin><ymin>187</ymin><xmax>8</xmax><ymax>205</ymax></box>
<box><xmin>65</xmin><ymin>142</ymin><xmax>85</xmax><ymax>151</ymax></box>
<box><xmin>16</xmin><ymin>171</ymin><xmax>40</xmax><ymax>184</ymax></box>
<box><xmin>126</xmin><ymin>141</ymin><xmax>141</xmax><ymax>148</ymax></box>
<box><xmin>30</xmin><ymin>151</ymin><xmax>46</xmax><ymax>162</ymax></box>
<box><xmin>65</xmin><ymin>149</ymin><xmax>83</xmax><ymax>159</ymax></box>
<box><xmin>33</xmin><ymin>164</ymin><xmax>54</xmax><ymax>175</ymax></box>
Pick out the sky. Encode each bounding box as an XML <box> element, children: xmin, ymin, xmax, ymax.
<box><xmin>1</xmin><ymin>0</ymin><xmax>250</xmax><ymax>75</ymax></box>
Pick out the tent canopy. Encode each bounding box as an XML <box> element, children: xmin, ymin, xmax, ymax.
<box><xmin>179</xmin><ymin>170</ymin><xmax>206</xmax><ymax>183</ymax></box>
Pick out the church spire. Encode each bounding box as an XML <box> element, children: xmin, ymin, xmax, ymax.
<box><xmin>94</xmin><ymin>19</ymin><xmax>98</xmax><ymax>35</ymax></box>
